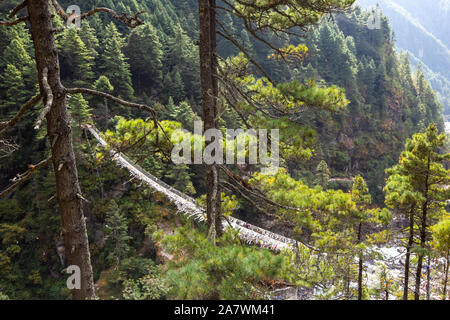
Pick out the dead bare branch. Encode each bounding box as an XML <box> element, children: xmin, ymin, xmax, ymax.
<box><xmin>50</xmin><ymin>0</ymin><xmax>68</xmax><ymax>19</ymax></box>
<box><xmin>51</xmin><ymin>0</ymin><xmax>145</xmax><ymax>28</ymax></box>
<box><xmin>0</xmin><ymin>94</ymin><xmax>42</xmax><ymax>136</ymax></box>
<box><xmin>66</xmin><ymin>87</ymin><xmax>156</xmax><ymax>116</ymax></box>
<box><xmin>0</xmin><ymin>156</ymin><xmax>52</xmax><ymax>198</ymax></box>
<box><xmin>0</xmin><ymin>138</ymin><xmax>18</xmax><ymax>159</ymax></box>
<box><xmin>34</xmin><ymin>68</ymin><xmax>53</xmax><ymax>130</ymax></box>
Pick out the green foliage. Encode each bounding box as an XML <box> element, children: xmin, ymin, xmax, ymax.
<box><xmin>384</xmin><ymin>124</ymin><xmax>450</xmax><ymax>295</ymax></box>
<box><xmin>385</xmin><ymin>124</ymin><xmax>450</xmax><ymax>222</ymax></box>
<box><xmin>431</xmin><ymin>216</ymin><xmax>450</xmax><ymax>257</ymax></box>
<box><xmin>104</xmin><ymin>117</ymin><xmax>197</xmax><ymax>195</ymax></box>
<box><xmin>315</xmin><ymin>160</ymin><xmax>331</xmax><ymax>188</ymax></box>
<box><xmin>250</xmin><ymin>169</ymin><xmax>391</xmax><ymax>296</ymax></box>
<box><xmin>104</xmin><ymin>200</ymin><xmax>131</xmax><ymax>267</ymax></box>
<box><xmin>57</xmin><ymin>28</ymin><xmax>95</xmax><ymax>87</ymax></box>
<box><xmin>160</xmin><ymin>226</ymin><xmax>285</xmax><ymax>299</ymax></box>
<box><xmin>101</xmin><ymin>22</ymin><xmax>134</xmax><ymax>100</ymax></box>
<box><xmin>0</xmin><ymin>0</ymin><xmax>448</xmax><ymax>300</ymax></box>
<box><xmin>125</xmin><ymin>23</ymin><xmax>163</xmax><ymax>94</ymax></box>
<box><xmin>68</xmin><ymin>93</ymin><xmax>92</xmax><ymax>127</ymax></box>
<box><xmin>0</xmin><ymin>64</ymin><xmax>28</xmax><ymax>109</ymax></box>
<box><xmin>122</xmin><ymin>265</ymin><xmax>169</xmax><ymax>300</ymax></box>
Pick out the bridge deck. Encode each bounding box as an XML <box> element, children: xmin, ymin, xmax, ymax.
<box><xmin>85</xmin><ymin>125</ymin><xmax>297</xmax><ymax>252</ymax></box>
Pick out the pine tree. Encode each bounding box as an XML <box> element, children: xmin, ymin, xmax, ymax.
<box><xmin>168</xmin><ymin>69</ymin><xmax>185</xmax><ymax>104</ymax></box>
<box><xmin>315</xmin><ymin>160</ymin><xmax>331</xmax><ymax>189</ymax></box>
<box><xmin>0</xmin><ymin>28</ymin><xmax>36</xmax><ymax>91</ymax></box>
<box><xmin>93</xmin><ymin>75</ymin><xmax>114</xmax><ymax>127</ymax></box>
<box><xmin>1</xmin><ymin>38</ymin><xmax>30</xmax><ymax>71</ymax></box>
<box><xmin>57</xmin><ymin>28</ymin><xmax>95</xmax><ymax>87</ymax></box>
<box><xmin>351</xmin><ymin>175</ymin><xmax>374</xmax><ymax>300</ymax></box>
<box><xmin>79</xmin><ymin>20</ymin><xmax>100</xmax><ymax>60</ymax></box>
<box><xmin>384</xmin><ymin>171</ymin><xmax>421</xmax><ymax>300</ymax></box>
<box><xmin>197</xmin><ymin>0</ymin><xmax>355</xmax><ymax>242</ymax></box>
<box><xmin>101</xmin><ymin>22</ymin><xmax>134</xmax><ymax>100</ymax></box>
<box><xmin>125</xmin><ymin>22</ymin><xmax>163</xmax><ymax>94</ymax></box>
<box><xmin>105</xmin><ymin>200</ymin><xmax>131</xmax><ymax>268</ymax></box>
<box><xmin>385</xmin><ymin>124</ymin><xmax>450</xmax><ymax>300</ymax></box>
<box><xmin>0</xmin><ymin>64</ymin><xmax>28</xmax><ymax>111</ymax></box>
<box><xmin>164</xmin><ymin>99</ymin><xmax>198</xmax><ymax>131</ymax></box>
<box><xmin>162</xmin><ymin>73</ymin><xmax>173</xmax><ymax>104</ymax></box>
<box><xmin>315</xmin><ymin>21</ymin><xmax>357</xmax><ymax>92</ymax></box>
<box><xmin>68</xmin><ymin>93</ymin><xmax>92</xmax><ymax>128</ymax></box>
<box><xmin>217</xmin><ymin>12</ymin><xmax>238</xmax><ymax>57</ymax></box>
<box><xmin>165</xmin><ymin>23</ymin><xmax>200</xmax><ymax>100</ymax></box>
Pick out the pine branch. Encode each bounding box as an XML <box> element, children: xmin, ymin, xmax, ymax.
<box><xmin>0</xmin><ymin>94</ymin><xmax>42</xmax><ymax>136</ymax></box>
<box><xmin>0</xmin><ymin>156</ymin><xmax>52</xmax><ymax>198</ymax></box>
<box><xmin>0</xmin><ymin>138</ymin><xmax>18</xmax><ymax>159</ymax></box>
<box><xmin>220</xmin><ymin>180</ymin><xmax>269</xmax><ymax>216</ymax></box>
<box><xmin>66</xmin><ymin>87</ymin><xmax>156</xmax><ymax>116</ymax></box>
<box><xmin>219</xmin><ymin>165</ymin><xmax>305</xmax><ymax>212</ymax></box>
<box><xmin>216</xmin><ymin>23</ymin><xmax>274</xmax><ymax>83</ymax></box>
<box><xmin>9</xmin><ymin>0</ymin><xmax>27</xmax><ymax>18</ymax></box>
<box><xmin>220</xmin><ymin>178</ymin><xmax>319</xmax><ymax>252</ymax></box>
<box><xmin>0</xmin><ymin>16</ymin><xmax>28</xmax><ymax>26</ymax></box>
<box><xmin>34</xmin><ymin>68</ymin><xmax>53</xmax><ymax>130</ymax></box>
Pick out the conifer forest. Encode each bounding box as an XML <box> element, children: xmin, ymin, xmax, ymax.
<box><xmin>0</xmin><ymin>0</ymin><xmax>449</xmax><ymax>302</ymax></box>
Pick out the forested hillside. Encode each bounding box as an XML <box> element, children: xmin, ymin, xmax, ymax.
<box><xmin>358</xmin><ymin>0</ymin><xmax>450</xmax><ymax>115</ymax></box>
<box><xmin>0</xmin><ymin>0</ymin><xmax>448</xmax><ymax>301</ymax></box>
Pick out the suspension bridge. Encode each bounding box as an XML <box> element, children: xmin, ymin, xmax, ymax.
<box><xmin>85</xmin><ymin>125</ymin><xmax>450</xmax><ymax>298</ymax></box>
<box><xmin>85</xmin><ymin>124</ymin><xmax>298</xmax><ymax>252</ymax></box>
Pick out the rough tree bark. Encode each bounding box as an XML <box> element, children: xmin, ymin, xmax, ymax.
<box><xmin>426</xmin><ymin>255</ymin><xmax>431</xmax><ymax>300</ymax></box>
<box><xmin>27</xmin><ymin>0</ymin><xmax>95</xmax><ymax>299</ymax></box>
<box><xmin>403</xmin><ymin>208</ymin><xmax>415</xmax><ymax>300</ymax></box>
<box><xmin>444</xmin><ymin>251</ymin><xmax>449</xmax><ymax>300</ymax></box>
<box><xmin>199</xmin><ymin>0</ymin><xmax>222</xmax><ymax>242</ymax></box>
<box><xmin>414</xmin><ymin>156</ymin><xmax>430</xmax><ymax>300</ymax></box>
<box><xmin>357</xmin><ymin>222</ymin><xmax>363</xmax><ymax>300</ymax></box>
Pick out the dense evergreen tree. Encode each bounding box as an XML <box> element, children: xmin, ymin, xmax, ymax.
<box><xmin>58</xmin><ymin>28</ymin><xmax>95</xmax><ymax>87</ymax></box>
<box><xmin>101</xmin><ymin>22</ymin><xmax>134</xmax><ymax>100</ymax></box>
<box><xmin>105</xmin><ymin>200</ymin><xmax>131</xmax><ymax>267</ymax></box>
<box><xmin>125</xmin><ymin>23</ymin><xmax>163</xmax><ymax>95</ymax></box>
<box><xmin>315</xmin><ymin>160</ymin><xmax>331</xmax><ymax>189</ymax></box>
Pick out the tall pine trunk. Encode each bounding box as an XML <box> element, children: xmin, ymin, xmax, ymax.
<box><xmin>357</xmin><ymin>222</ymin><xmax>363</xmax><ymax>300</ymax></box>
<box><xmin>403</xmin><ymin>208</ymin><xmax>415</xmax><ymax>300</ymax></box>
<box><xmin>414</xmin><ymin>223</ymin><xmax>426</xmax><ymax>300</ymax></box>
<box><xmin>414</xmin><ymin>161</ymin><xmax>430</xmax><ymax>300</ymax></box>
<box><xmin>426</xmin><ymin>255</ymin><xmax>431</xmax><ymax>300</ymax></box>
<box><xmin>27</xmin><ymin>0</ymin><xmax>95</xmax><ymax>300</ymax></box>
<box><xmin>443</xmin><ymin>251</ymin><xmax>449</xmax><ymax>300</ymax></box>
<box><xmin>199</xmin><ymin>0</ymin><xmax>222</xmax><ymax>242</ymax></box>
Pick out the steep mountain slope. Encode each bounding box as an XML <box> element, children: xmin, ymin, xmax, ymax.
<box><xmin>358</xmin><ymin>0</ymin><xmax>450</xmax><ymax>114</ymax></box>
<box><xmin>0</xmin><ymin>1</ymin><xmax>446</xmax><ymax>299</ymax></box>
